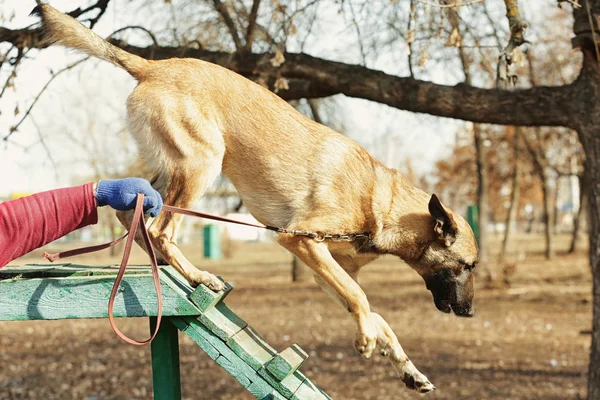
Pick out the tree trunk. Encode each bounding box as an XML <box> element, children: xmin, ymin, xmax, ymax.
<box><xmin>553</xmin><ymin>176</ymin><xmax>560</xmax><ymax>234</ymax></box>
<box><xmin>571</xmin><ymin>52</ymin><xmax>600</xmax><ymax>399</ymax></box>
<box><xmin>523</xmin><ymin>131</ymin><xmax>553</xmax><ymax>260</ymax></box>
<box><xmin>500</xmin><ymin>127</ymin><xmax>522</xmax><ymax>263</ymax></box>
<box><xmin>581</xmin><ymin>128</ymin><xmax>600</xmax><ymax>400</ymax></box>
<box><xmin>570</xmin><ymin>171</ymin><xmax>589</xmax><ymax>253</ymax></box>
<box><xmin>291</xmin><ymin>256</ymin><xmax>311</xmax><ymax>282</ymax></box>
<box><xmin>473</xmin><ymin>124</ymin><xmax>490</xmax><ymax>274</ymax></box>
<box><xmin>541</xmin><ymin>173</ymin><xmax>554</xmax><ymax>260</ymax></box>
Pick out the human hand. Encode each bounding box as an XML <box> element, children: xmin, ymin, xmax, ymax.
<box><xmin>95</xmin><ymin>178</ymin><xmax>163</xmax><ymax>217</ymax></box>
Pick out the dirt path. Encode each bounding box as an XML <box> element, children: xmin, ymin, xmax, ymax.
<box><xmin>0</xmin><ymin>235</ymin><xmax>591</xmax><ymax>399</ymax></box>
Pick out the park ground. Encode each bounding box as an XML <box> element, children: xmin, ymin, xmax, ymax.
<box><xmin>0</xmin><ymin>234</ymin><xmax>592</xmax><ymax>400</ymax></box>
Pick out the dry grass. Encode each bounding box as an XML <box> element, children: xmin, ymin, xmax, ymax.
<box><xmin>0</xmin><ymin>233</ymin><xmax>592</xmax><ymax>399</ymax></box>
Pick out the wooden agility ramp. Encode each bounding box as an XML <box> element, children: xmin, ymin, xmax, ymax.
<box><xmin>0</xmin><ymin>264</ymin><xmax>332</xmax><ymax>399</ymax></box>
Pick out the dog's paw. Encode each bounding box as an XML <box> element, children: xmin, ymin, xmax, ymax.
<box><xmin>401</xmin><ymin>371</ymin><xmax>436</xmax><ymax>394</ymax></box>
<box><xmin>354</xmin><ymin>320</ymin><xmax>377</xmax><ymax>359</ymax></box>
<box><xmin>188</xmin><ymin>270</ymin><xmax>226</xmax><ymax>291</ymax></box>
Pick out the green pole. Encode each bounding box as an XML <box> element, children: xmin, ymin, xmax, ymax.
<box><xmin>203</xmin><ymin>224</ymin><xmax>222</xmax><ymax>259</ymax></box>
<box><xmin>150</xmin><ymin>317</ymin><xmax>182</xmax><ymax>400</ymax></box>
<box><xmin>466</xmin><ymin>205</ymin><xmax>479</xmax><ymax>246</ymax></box>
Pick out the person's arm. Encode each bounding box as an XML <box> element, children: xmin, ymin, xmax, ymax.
<box><xmin>0</xmin><ymin>183</ymin><xmax>98</xmax><ymax>267</ymax></box>
<box><xmin>0</xmin><ymin>178</ymin><xmax>163</xmax><ymax>268</ymax></box>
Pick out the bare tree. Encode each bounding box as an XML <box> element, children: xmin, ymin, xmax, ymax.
<box><xmin>3</xmin><ymin>1</ymin><xmax>600</xmax><ymax>397</ymax></box>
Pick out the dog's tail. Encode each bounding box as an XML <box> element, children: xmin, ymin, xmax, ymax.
<box><xmin>31</xmin><ymin>4</ymin><xmax>148</xmax><ymax>80</ymax></box>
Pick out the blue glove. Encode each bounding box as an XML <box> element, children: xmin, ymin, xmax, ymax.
<box><xmin>95</xmin><ymin>178</ymin><xmax>163</xmax><ymax>217</ymax></box>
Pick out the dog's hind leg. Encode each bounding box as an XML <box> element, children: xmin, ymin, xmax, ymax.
<box><xmin>145</xmin><ymin>125</ymin><xmax>226</xmax><ymax>290</ymax></box>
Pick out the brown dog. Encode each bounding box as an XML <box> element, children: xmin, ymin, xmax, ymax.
<box><xmin>34</xmin><ymin>5</ymin><xmax>479</xmax><ymax>392</ymax></box>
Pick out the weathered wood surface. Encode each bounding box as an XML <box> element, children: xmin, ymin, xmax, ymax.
<box><xmin>267</xmin><ymin>344</ymin><xmax>309</xmax><ymax>381</ymax></box>
<box><xmin>0</xmin><ymin>265</ymin><xmax>202</xmax><ymax>320</ymax></box>
<box><xmin>1</xmin><ymin>264</ymin><xmax>331</xmax><ymax>399</ymax></box>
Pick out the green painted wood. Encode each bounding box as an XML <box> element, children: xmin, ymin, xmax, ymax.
<box><xmin>173</xmin><ymin>317</ymin><xmax>220</xmax><ymax>360</ymax></box>
<box><xmin>178</xmin><ymin>316</ymin><xmax>285</xmax><ymax>398</ymax></box>
<box><xmin>199</xmin><ymin>302</ymin><xmax>248</xmax><ymax>341</ymax></box>
<box><xmin>159</xmin><ymin>266</ymin><xmax>195</xmax><ymax>297</ymax></box>
<box><xmin>0</xmin><ymin>265</ymin><xmax>63</xmax><ymax>279</ymax></box>
<box><xmin>227</xmin><ymin>326</ymin><xmax>277</xmax><ymax>371</ymax></box>
<box><xmin>258</xmin><ymin>368</ymin><xmax>307</xmax><ymax>399</ymax></box>
<box><xmin>247</xmin><ymin>378</ymin><xmax>284</xmax><ymax>399</ymax></box>
<box><xmin>0</xmin><ymin>265</ymin><xmax>332</xmax><ymax>400</ymax></box>
<box><xmin>266</xmin><ymin>344</ymin><xmax>309</xmax><ymax>381</ymax></box>
<box><xmin>291</xmin><ymin>380</ymin><xmax>332</xmax><ymax>400</ymax></box>
<box><xmin>216</xmin><ymin>355</ymin><xmax>252</xmax><ymax>388</ymax></box>
<box><xmin>259</xmin><ymin>390</ymin><xmax>288</xmax><ymax>400</ymax></box>
<box><xmin>0</xmin><ymin>273</ymin><xmax>202</xmax><ymax>321</ymax></box>
<box><xmin>188</xmin><ymin>280</ymin><xmax>232</xmax><ymax>311</ymax></box>
<box><xmin>0</xmin><ymin>264</ymin><xmax>152</xmax><ymax>280</ymax></box>
<box><xmin>150</xmin><ymin>317</ymin><xmax>182</xmax><ymax>400</ymax></box>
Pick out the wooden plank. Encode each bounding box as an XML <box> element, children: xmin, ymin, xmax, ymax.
<box><xmin>0</xmin><ymin>266</ymin><xmax>58</xmax><ymax>280</ymax></box>
<box><xmin>255</xmin><ymin>388</ymin><xmax>287</xmax><ymax>400</ymax></box>
<box><xmin>227</xmin><ymin>326</ymin><xmax>277</xmax><ymax>371</ymax></box>
<box><xmin>216</xmin><ymin>355</ymin><xmax>252</xmax><ymax>388</ymax></box>
<box><xmin>44</xmin><ymin>266</ymin><xmax>147</xmax><ymax>277</ymax></box>
<box><xmin>266</xmin><ymin>344</ymin><xmax>308</xmax><ymax>381</ymax></box>
<box><xmin>188</xmin><ymin>280</ymin><xmax>232</xmax><ymax>311</ymax></box>
<box><xmin>1</xmin><ymin>264</ymin><xmax>153</xmax><ymax>280</ymax></box>
<box><xmin>171</xmin><ymin>317</ymin><xmax>220</xmax><ymax>360</ymax></box>
<box><xmin>291</xmin><ymin>379</ymin><xmax>332</xmax><ymax>400</ymax></box>
<box><xmin>150</xmin><ymin>317</ymin><xmax>182</xmax><ymax>400</ymax></box>
<box><xmin>247</xmin><ymin>379</ymin><xmax>285</xmax><ymax>399</ymax></box>
<box><xmin>258</xmin><ymin>368</ymin><xmax>306</xmax><ymax>399</ymax></box>
<box><xmin>199</xmin><ymin>302</ymin><xmax>248</xmax><ymax>341</ymax></box>
<box><xmin>179</xmin><ymin>316</ymin><xmax>276</xmax><ymax>395</ymax></box>
<box><xmin>0</xmin><ymin>274</ymin><xmax>202</xmax><ymax>321</ymax></box>
<box><xmin>159</xmin><ymin>266</ymin><xmax>195</xmax><ymax>297</ymax></box>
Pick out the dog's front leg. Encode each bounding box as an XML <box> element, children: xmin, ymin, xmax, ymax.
<box><xmin>371</xmin><ymin>313</ymin><xmax>436</xmax><ymax>393</ymax></box>
<box><xmin>312</xmin><ymin>271</ymin><xmax>436</xmax><ymax>394</ymax></box>
<box><xmin>278</xmin><ymin>236</ymin><xmax>379</xmax><ymax>358</ymax></box>
<box><xmin>282</xmin><ymin>241</ymin><xmax>436</xmax><ymax>393</ymax></box>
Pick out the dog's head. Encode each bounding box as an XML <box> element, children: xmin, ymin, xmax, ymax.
<box><xmin>408</xmin><ymin>194</ymin><xmax>479</xmax><ymax>317</ymax></box>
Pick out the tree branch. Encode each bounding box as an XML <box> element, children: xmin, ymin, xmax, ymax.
<box><xmin>244</xmin><ymin>0</ymin><xmax>261</xmax><ymax>52</ymax></box>
<box><xmin>213</xmin><ymin>0</ymin><xmax>244</xmax><ymax>51</ymax></box>
<box><xmin>110</xmin><ymin>43</ymin><xmax>575</xmax><ymax>127</ymax></box>
<box><xmin>0</xmin><ymin>28</ymin><xmax>578</xmax><ymax>129</ymax></box>
<box><xmin>3</xmin><ymin>57</ymin><xmax>88</xmax><ymax>142</ymax></box>
<box><xmin>497</xmin><ymin>0</ymin><xmax>527</xmax><ymax>86</ymax></box>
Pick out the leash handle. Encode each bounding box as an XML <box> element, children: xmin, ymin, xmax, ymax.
<box><xmin>107</xmin><ymin>194</ymin><xmax>162</xmax><ymax>346</ymax></box>
<box><xmin>44</xmin><ymin>194</ymin><xmax>163</xmax><ymax>346</ymax></box>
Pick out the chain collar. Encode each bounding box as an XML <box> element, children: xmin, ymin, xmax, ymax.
<box><xmin>274</xmin><ymin>227</ymin><xmax>373</xmax><ymax>245</ymax></box>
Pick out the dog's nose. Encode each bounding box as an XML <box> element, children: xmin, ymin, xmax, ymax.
<box><xmin>455</xmin><ymin>306</ymin><xmax>474</xmax><ymax>318</ymax></box>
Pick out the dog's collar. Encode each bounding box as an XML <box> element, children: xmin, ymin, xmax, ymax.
<box><xmin>272</xmin><ymin>227</ymin><xmax>372</xmax><ymax>244</ymax></box>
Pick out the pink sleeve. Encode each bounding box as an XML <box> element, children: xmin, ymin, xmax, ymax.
<box><xmin>0</xmin><ymin>183</ymin><xmax>98</xmax><ymax>267</ymax></box>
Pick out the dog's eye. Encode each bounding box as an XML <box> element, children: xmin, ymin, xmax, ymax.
<box><xmin>464</xmin><ymin>262</ymin><xmax>476</xmax><ymax>272</ymax></box>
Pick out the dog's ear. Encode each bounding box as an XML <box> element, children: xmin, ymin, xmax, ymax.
<box><xmin>428</xmin><ymin>194</ymin><xmax>458</xmax><ymax>247</ymax></box>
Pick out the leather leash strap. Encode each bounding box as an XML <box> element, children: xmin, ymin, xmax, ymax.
<box><xmin>43</xmin><ymin>194</ymin><xmax>163</xmax><ymax>346</ymax></box>
<box><xmin>41</xmin><ymin>197</ymin><xmax>369</xmax><ymax>345</ymax></box>
<box><xmin>41</xmin><ymin>196</ymin><xmax>279</xmax><ymax>346</ymax></box>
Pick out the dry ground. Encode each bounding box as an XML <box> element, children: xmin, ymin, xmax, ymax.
<box><xmin>0</xmin><ymin>233</ymin><xmax>592</xmax><ymax>400</ymax></box>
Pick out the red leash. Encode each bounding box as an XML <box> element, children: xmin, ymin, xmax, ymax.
<box><xmin>42</xmin><ymin>195</ymin><xmax>279</xmax><ymax>345</ymax></box>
